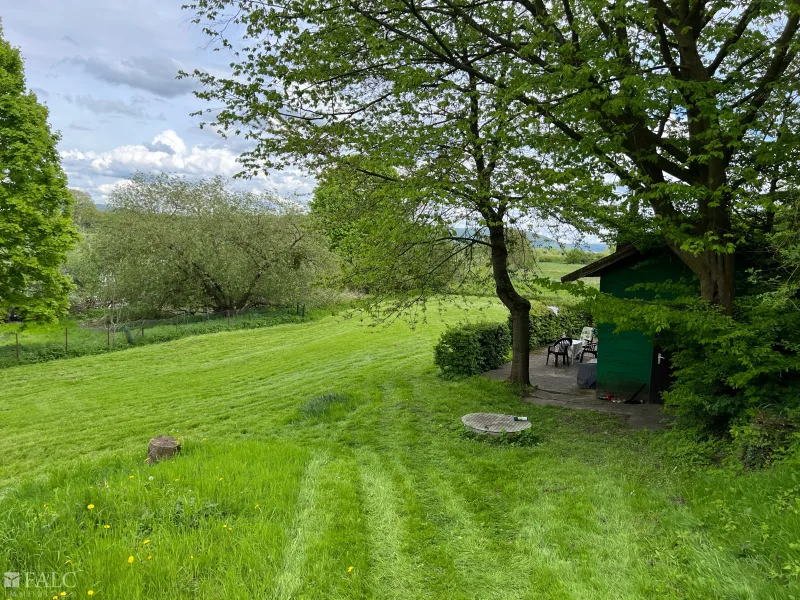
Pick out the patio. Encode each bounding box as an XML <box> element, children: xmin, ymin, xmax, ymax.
<box><xmin>485</xmin><ymin>348</ymin><xmax>666</xmax><ymax>430</ymax></box>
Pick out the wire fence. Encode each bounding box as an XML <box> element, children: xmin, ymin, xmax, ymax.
<box><xmin>0</xmin><ymin>304</ymin><xmax>308</xmax><ymax>368</ymax></box>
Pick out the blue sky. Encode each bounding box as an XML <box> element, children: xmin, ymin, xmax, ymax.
<box><xmin>0</xmin><ymin>0</ymin><xmax>314</xmax><ymax>202</ymax></box>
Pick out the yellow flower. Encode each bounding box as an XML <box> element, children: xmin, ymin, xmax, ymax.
<box><xmin>129</xmin><ymin>475</ymin><xmax>135</xmax><ymax>479</ymax></box>
<box><xmin>87</xmin><ymin>592</ymin><xmax>94</xmax><ymax>596</ymax></box>
<box><xmin>147</xmin><ymin>555</ymin><xmax>152</xmax><ymax>560</ymax></box>
<box><xmin>60</xmin><ymin>593</ymin><xmax>67</xmax><ymax>597</ymax></box>
<box><xmin>127</xmin><ymin>556</ymin><xmax>134</xmax><ymax>564</ymax></box>
<box><xmin>143</xmin><ymin>539</ymin><xmax>150</xmax><ymax>545</ymax></box>
<box><xmin>347</xmin><ymin>566</ymin><xmax>354</xmax><ymax>574</ymax></box>
<box><xmin>103</xmin><ymin>524</ymin><xmax>110</xmax><ymax>529</ymax></box>
<box><xmin>202</xmin><ymin>437</ymin><xmax>207</xmax><ymax>441</ymax></box>
<box><xmin>87</xmin><ymin>504</ymin><xmax>95</xmax><ymax>510</ymax></box>
<box><xmin>218</xmin><ymin>477</ymin><xmax>223</xmax><ymax>481</ymax></box>
<box><xmin>255</xmin><ymin>504</ymin><xmax>260</xmax><ymax>509</ymax></box>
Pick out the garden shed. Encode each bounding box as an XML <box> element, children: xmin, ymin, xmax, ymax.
<box><xmin>561</xmin><ymin>245</ymin><xmax>693</xmax><ymax>404</ymax></box>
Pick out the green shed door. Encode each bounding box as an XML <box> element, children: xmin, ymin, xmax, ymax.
<box><xmin>596</xmin><ymin>324</ymin><xmax>653</xmax><ymax>399</ymax></box>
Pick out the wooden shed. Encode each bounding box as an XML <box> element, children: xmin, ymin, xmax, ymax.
<box><xmin>562</xmin><ymin>245</ymin><xmax>693</xmax><ymax>404</ymax></box>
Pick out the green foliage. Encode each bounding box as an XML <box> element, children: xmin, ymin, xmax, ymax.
<box><xmin>67</xmin><ymin>174</ymin><xmax>336</xmax><ymax>318</ymax></box>
<box><xmin>582</xmin><ymin>265</ymin><xmax>800</xmax><ymax>461</ymax></box>
<box><xmin>564</xmin><ymin>248</ymin><xmax>592</xmax><ymax>265</ymax></box>
<box><xmin>513</xmin><ymin>305</ymin><xmax>593</xmax><ymax>348</ymax></box>
<box><xmin>730</xmin><ymin>411</ymin><xmax>800</xmax><ymax>470</ymax></box>
<box><xmin>0</xmin><ymin>306</ymin><xmax>329</xmax><ymax>368</ymax></box>
<box><xmin>311</xmin><ymin>165</ymin><xmax>458</xmax><ymax>302</ymax></box>
<box><xmin>0</xmin><ymin>24</ymin><xmax>77</xmax><ymax>321</ymax></box>
<box><xmin>433</xmin><ymin>322</ymin><xmax>510</xmax><ymax>377</ymax></box>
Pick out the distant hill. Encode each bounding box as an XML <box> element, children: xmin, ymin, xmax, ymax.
<box><xmin>94</xmin><ymin>203</ymin><xmax>108</xmax><ymax>211</ymax></box>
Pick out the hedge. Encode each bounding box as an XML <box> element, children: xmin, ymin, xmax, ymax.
<box><xmin>434</xmin><ymin>322</ymin><xmax>511</xmax><ymax>377</ymax></box>
<box><xmin>509</xmin><ymin>306</ymin><xmax>593</xmax><ymax>349</ymax></box>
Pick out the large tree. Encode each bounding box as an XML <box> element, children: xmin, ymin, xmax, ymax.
<box><xmin>184</xmin><ymin>2</ymin><xmax>608</xmax><ymax>383</ymax></box>
<box><xmin>0</xmin><ymin>21</ymin><xmax>77</xmax><ymax>321</ymax></box>
<box><xmin>184</xmin><ymin>0</ymin><xmax>800</xmax><ymax>317</ymax></box>
<box><xmin>69</xmin><ymin>174</ymin><xmax>333</xmax><ymax>317</ymax></box>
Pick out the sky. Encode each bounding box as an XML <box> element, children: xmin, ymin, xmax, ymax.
<box><xmin>0</xmin><ymin>0</ymin><xmax>315</xmax><ymax>203</ymax></box>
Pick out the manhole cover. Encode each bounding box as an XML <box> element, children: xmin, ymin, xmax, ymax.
<box><xmin>461</xmin><ymin>413</ymin><xmax>531</xmax><ymax>435</ymax></box>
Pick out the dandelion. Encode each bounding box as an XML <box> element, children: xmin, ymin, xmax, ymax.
<box><xmin>147</xmin><ymin>555</ymin><xmax>152</xmax><ymax>560</ymax></box>
<box><xmin>129</xmin><ymin>475</ymin><xmax>135</xmax><ymax>479</ymax></box>
<box><xmin>143</xmin><ymin>539</ymin><xmax>150</xmax><ymax>545</ymax></box>
<box><xmin>202</xmin><ymin>437</ymin><xmax>207</xmax><ymax>441</ymax></box>
<box><xmin>104</xmin><ymin>524</ymin><xmax>110</xmax><ymax>529</ymax></box>
<box><xmin>255</xmin><ymin>504</ymin><xmax>260</xmax><ymax>509</ymax></box>
<box><xmin>60</xmin><ymin>593</ymin><xmax>66</xmax><ymax>597</ymax></box>
<box><xmin>347</xmin><ymin>566</ymin><xmax>354</xmax><ymax>574</ymax></box>
<box><xmin>87</xmin><ymin>504</ymin><xmax>94</xmax><ymax>510</ymax></box>
<box><xmin>127</xmin><ymin>556</ymin><xmax>134</xmax><ymax>564</ymax></box>
<box><xmin>218</xmin><ymin>477</ymin><xmax>223</xmax><ymax>481</ymax></box>
<box><xmin>87</xmin><ymin>592</ymin><xmax>94</xmax><ymax>596</ymax></box>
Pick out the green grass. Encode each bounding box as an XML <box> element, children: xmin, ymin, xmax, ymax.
<box><xmin>534</xmin><ymin>261</ymin><xmax>600</xmax><ymax>285</ymax></box>
<box><xmin>0</xmin><ymin>299</ymin><xmax>798</xmax><ymax>599</ymax></box>
<box><xmin>0</xmin><ymin>306</ymin><xmax>326</xmax><ymax>369</ymax></box>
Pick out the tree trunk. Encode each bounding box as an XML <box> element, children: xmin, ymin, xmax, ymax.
<box><xmin>487</xmin><ymin>224</ymin><xmax>531</xmax><ymax>385</ymax></box>
<box><xmin>670</xmin><ymin>245</ymin><xmax>735</xmax><ymax>316</ymax></box>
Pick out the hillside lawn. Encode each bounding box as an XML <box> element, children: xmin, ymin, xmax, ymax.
<box><xmin>0</xmin><ymin>299</ymin><xmax>798</xmax><ymax>599</ymax></box>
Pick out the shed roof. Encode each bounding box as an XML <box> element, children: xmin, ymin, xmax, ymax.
<box><xmin>560</xmin><ymin>244</ymin><xmax>640</xmax><ymax>282</ymax></box>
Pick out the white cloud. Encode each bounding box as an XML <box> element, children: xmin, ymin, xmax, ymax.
<box><xmin>61</xmin><ymin>130</ymin><xmax>317</xmax><ymax>201</ymax></box>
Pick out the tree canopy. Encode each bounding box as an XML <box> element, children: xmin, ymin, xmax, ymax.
<box><xmin>184</xmin><ymin>0</ymin><xmax>800</xmax><ymax>316</ymax></box>
<box><xmin>68</xmin><ymin>174</ymin><xmax>334</xmax><ymax>318</ymax></box>
<box><xmin>0</xmin><ymin>21</ymin><xmax>77</xmax><ymax>321</ymax></box>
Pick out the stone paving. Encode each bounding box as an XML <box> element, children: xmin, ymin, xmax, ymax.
<box><xmin>484</xmin><ymin>348</ymin><xmax>666</xmax><ymax>430</ymax></box>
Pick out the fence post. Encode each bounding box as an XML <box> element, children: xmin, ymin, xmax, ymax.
<box><xmin>65</xmin><ymin>327</ymin><xmax>68</xmax><ymax>353</ymax></box>
<box><xmin>15</xmin><ymin>333</ymin><xmax>19</xmax><ymax>359</ymax></box>
<box><xmin>227</xmin><ymin>310</ymin><xmax>231</xmax><ymax>329</ymax></box>
<box><xmin>141</xmin><ymin>326</ymin><xmax>145</xmax><ymax>339</ymax></box>
<box><xmin>302</xmin><ymin>304</ymin><xmax>305</xmax><ymax>321</ymax></box>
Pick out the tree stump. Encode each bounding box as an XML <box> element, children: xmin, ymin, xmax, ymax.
<box><xmin>147</xmin><ymin>436</ymin><xmax>181</xmax><ymax>464</ymax></box>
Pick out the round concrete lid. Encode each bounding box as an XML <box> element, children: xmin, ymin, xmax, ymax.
<box><xmin>461</xmin><ymin>412</ymin><xmax>531</xmax><ymax>435</ymax></box>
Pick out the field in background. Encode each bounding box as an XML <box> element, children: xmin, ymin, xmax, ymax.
<box><xmin>1</xmin><ymin>300</ymin><xmax>797</xmax><ymax>599</ymax></box>
<box><xmin>0</xmin><ymin>305</ymin><xmax>327</xmax><ymax>368</ymax></box>
<box><xmin>536</xmin><ymin>261</ymin><xmax>600</xmax><ymax>285</ymax></box>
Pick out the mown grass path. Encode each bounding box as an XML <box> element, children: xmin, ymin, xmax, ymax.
<box><xmin>1</xmin><ymin>302</ymin><xmax>797</xmax><ymax>599</ymax></box>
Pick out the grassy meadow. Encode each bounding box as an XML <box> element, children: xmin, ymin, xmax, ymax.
<box><xmin>1</xmin><ymin>299</ymin><xmax>798</xmax><ymax>599</ymax></box>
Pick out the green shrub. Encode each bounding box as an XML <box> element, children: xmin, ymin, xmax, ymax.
<box><xmin>730</xmin><ymin>410</ymin><xmax>800</xmax><ymax>469</ymax></box>
<box><xmin>434</xmin><ymin>322</ymin><xmax>511</xmax><ymax>376</ymax></box>
<box><xmin>510</xmin><ymin>305</ymin><xmax>593</xmax><ymax>348</ymax></box>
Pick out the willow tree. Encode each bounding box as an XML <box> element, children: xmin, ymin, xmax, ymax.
<box><xmin>0</xmin><ymin>21</ymin><xmax>77</xmax><ymax>321</ymax></box>
<box><xmin>185</xmin><ymin>0</ymin><xmax>800</xmax><ymax>318</ymax></box>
